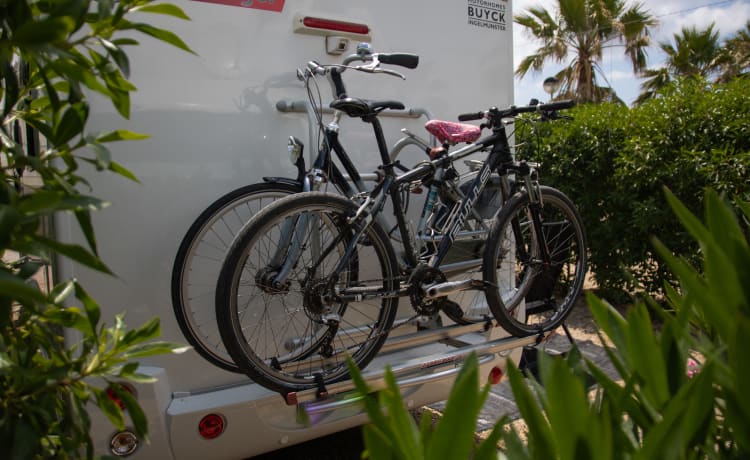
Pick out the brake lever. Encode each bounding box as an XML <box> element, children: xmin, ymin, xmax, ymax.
<box><xmin>353</xmin><ymin>64</ymin><xmax>406</xmax><ymax>80</ymax></box>
<box><xmin>375</xmin><ymin>68</ymin><xmax>406</xmax><ymax>80</ymax></box>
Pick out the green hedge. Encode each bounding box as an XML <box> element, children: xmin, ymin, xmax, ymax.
<box><xmin>515</xmin><ymin>78</ymin><xmax>750</xmax><ymax>299</ymax></box>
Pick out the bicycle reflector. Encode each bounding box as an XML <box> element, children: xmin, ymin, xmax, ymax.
<box><xmin>198</xmin><ymin>413</ymin><xmax>226</xmax><ymax>440</ymax></box>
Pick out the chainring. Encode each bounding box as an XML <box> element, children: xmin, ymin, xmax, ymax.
<box><xmin>408</xmin><ymin>266</ymin><xmax>447</xmax><ymax>316</ymax></box>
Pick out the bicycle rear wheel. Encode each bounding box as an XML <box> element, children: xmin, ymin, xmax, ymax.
<box><xmin>216</xmin><ymin>192</ymin><xmax>399</xmax><ymax>395</ymax></box>
<box><xmin>171</xmin><ymin>181</ymin><xmax>299</xmax><ymax>373</ymax></box>
<box><xmin>483</xmin><ymin>186</ymin><xmax>587</xmax><ymax>337</ymax></box>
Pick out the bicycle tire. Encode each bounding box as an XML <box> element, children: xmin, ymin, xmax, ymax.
<box><xmin>171</xmin><ymin>181</ymin><xmax>300</xmax><ymax>373</ymax></box>
<box><xmin>483</xmin><ymin>186</ymin><xmax>587</xmax><ymax>336</ymax></box>
<box><xmin>216</xmin><ymin>192</ymin><xmax>399</xmax><ymax>394</ymax></box>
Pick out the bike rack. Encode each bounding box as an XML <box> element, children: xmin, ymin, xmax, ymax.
<box><xmin>287</xmin><ymin>321</ymin><xmax>549</xmax><ymax>425</ymax></box>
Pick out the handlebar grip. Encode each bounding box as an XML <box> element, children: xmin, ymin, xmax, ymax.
<box><xmin>457</xmin><ymin>111</ymin><xmax>484</xmax><ymax>122</ymax></box>
<box><xmin>539</xmin><ymin>99</ymin><xmax>575</xmax><ymax>111</ymax></box>
<box><xmin>377</xmin><ymin>53</ymin><xmax>419</xmax><ymax>69</ymax></box>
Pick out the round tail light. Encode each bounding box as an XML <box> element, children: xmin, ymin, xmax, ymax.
<box><xmin>199</xmin><ymin>413</ymin><xmax>226</xmax><ymax>440</ymax></box>
<box><xmin>488</xmin><ymin>366</ymin><xmax>504</xmax><ymax>385</ymax></box>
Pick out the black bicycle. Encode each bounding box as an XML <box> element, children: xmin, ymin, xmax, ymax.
<box><xmin>215</xmin><ymin>96</ymin><xmax>588</xmax><ymax>394</ymax></box>
<box><xmin>171</xmin><ymin>45</ymin><xmax>496</xmax><ymax>372</ymax></box>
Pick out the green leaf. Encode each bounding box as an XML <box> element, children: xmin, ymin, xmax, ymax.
<box><xmin>475</xmin><ymin>419</ymin><xmax>507</xmax><ymax>460</ymax></box>
<box><xmin>380</xmin><ymin>370</ymin><xmax>421</xmax><ymax>460</ymax></box>
<box><xmin>636</xmin><ymin>365</ymin><xmax>715</xmax><ymax>460</ymax></box>
<box><xmin>11</xmin><ymin>418</ymin><xmax>38</xmax><ymax>460</ymax></box>
<box><xmin>112</xmin><ymin>38</ymin><xmax>140</xmax><ymax>47</ymax></box>
<box><xmin>108</xmin><ymin>86</ymin><xmax>131</xmax><ymax>118</ymax></box>
<box><xmin>131</xmin><ymin>23</ymin><xmax>196</xmax><ymax>54</ymax></box>
<box><xmin>112</xmin><ymin>383</ymin><xmax>149</xmax><ymax>441</ymax></box>
<box><xmin>75</xmin><ymin>209</ymin><xmax>98</xmax><ymax>255</ymax></box>
<box><xmin>93</xmin><ymin>386</ymin><xmax>125</xmax><ymax>430</ymax></box>
<box><xmin>133</xmin><ymin>3</ymin><xmax>191</xmax><ymax>20</ymax></box>
<box><xmin>362</xmin><ymin>425</ymin><xmax>393</xmax><ymax>460</ymax></box>
<box><xmin>17</xmin><ymin>192</ymin><xmax>108</xmax><ymax>215</ymax></box>
<box><xmin>96</xmin><ymin>130</ymin><xmax>150</xmax><ymax>142</ymax></box>
<box><xmin>87</xmin><ymin>142</ymin><xmax>112</xmax><ymax>170</ymax></box>
<box><xmin>44</xmin><ymin>306</ymin><xmax>92</xmax><ymax>334</ymax></box>
<box><xmin>725</xmin><ymin>317</ymin><xmax>750</xmax><ymax>453</ymax></box>
<box><xmin>100</xmin><ymin>39</ymin><xmax>131</xmax><ymax>78</ymax></box>
<box><xmin>121</xmin><ymin>341</ymin><xmax>188</xmax><ymax>359</ymax></box>
<box><xmin>47</xmin><ymin>58</ymin><xmax>110</xmax><ymax>98</ymax></box>
<box><xmin>32</xmin><ymin>234</ymin><xmax>113</xmax><ymax>275</ymax></box>
<box><xmin>2</xmin><ymin>60</ymin><xmax>19</xmax><ymax>119</ymax></box>
<box><xmin>121</xmin><ymin>318</ymin><xmax>161</xmax><ymax>346</ymax></box>
<box><xmin>0</xmin><ymin>272</ymin><xmax>49</xmax><ymax>305</ymax></box>
<box><xmin>118</xmin><ymin>362</ymin><xmax>157</xmax><ymax>383</ymax></box>
<box><xmin>506</xmin><ymin>361</ymin><xmax>557</xmax><ymax>458</ymax></box>
<box><xmin>624</xmin><ymin>304</ymin><xmax>669</xmax><ymax>407</ymax></box>
<box><xmin>427</xmin><ymin>354</ymin><xmax>487</xmax><ymax>460</ymax></box>
<box><xmin>539</xmin><ymin>355</ymin><xmax>593</xmax><ymax>459</ymax></box>
<box><xmin>12</xmin><ymin>17</ymin><xmax>75</xmax><ymax>45</ymax></box>
<box><xmin>0</xmin><ymin>204</ymin><xmax>21</xmax><ymax>246</ymax></box>
<box><xmin>50</xmin><ymin>279</ymin><xmax>76</xmax><ymax>304</ymax></box>
<box><xmin>54</xmin><ymin>105</ymin><xmax>87</xmax><ymax>146</ymax></box>
<box><xmin>108</xmin><ymin>160</ymin><xmax>140</xmax><ymax>183</ymax></box>
<box><xmin>74</xmin><ymin>282</ymin><xmax>101</xmax><ymax>339</ymax></box>
<box><xmin>347</xmin><ymin>359</ymin><xmax>390</xmax><ymax>429</ymax></box>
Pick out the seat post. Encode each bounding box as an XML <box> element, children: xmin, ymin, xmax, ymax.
<box><xmin>364</xmin><ymin>115</ymin><xmax>393</xmax><ymax>171</ymax></box>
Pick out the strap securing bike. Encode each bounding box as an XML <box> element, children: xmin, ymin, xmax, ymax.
<box><xmin>314</xmin><ymin>373</ymin><xmax>329</xmax><ymax>400</ymax></box>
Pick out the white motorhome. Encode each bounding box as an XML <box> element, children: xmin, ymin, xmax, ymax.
<box><xmin>53</xmin><ymin>0</ymin><xmax>538</xmax><ymax>457</ymax></box>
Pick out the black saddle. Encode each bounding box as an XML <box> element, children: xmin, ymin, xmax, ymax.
<box><xmin>330</xmin><ymin>97</ymin><xmax>405</xmax><ymax>118</ymax></box>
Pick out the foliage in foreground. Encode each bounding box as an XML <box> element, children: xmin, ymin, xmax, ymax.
<box><xmin>348</xmin><ymin>354</ymin><xmax>505</xmax><ymax>460</ymax></box>
<box><xmin>352</xmin><ymin>188</ymin><xmax>750</xmax><ymax>459</ymax></box>
<box><xmin>1</xmin><ymin>0</ymin><xmax>192</xmax><ymax>457</ymax></box>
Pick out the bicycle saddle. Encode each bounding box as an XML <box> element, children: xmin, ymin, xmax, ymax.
<box><xmin>424</xmin><ymin>120</ymin><xmax>481</xmax><ymax>145</ymax></box>
<box><xmin>330</xmin><ymin>97</ymin><xmax>405</xmax><ymax>118</ymax></box>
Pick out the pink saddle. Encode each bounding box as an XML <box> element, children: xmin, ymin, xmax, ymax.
<box><xmin>424</xmin><ymin>120</ymin><xmax>481</xmax><ymax>145</ymax></box>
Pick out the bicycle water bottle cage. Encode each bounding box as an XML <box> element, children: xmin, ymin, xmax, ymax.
<box><xmin>424</xmin><ymin>120</ymin><xmax>481</xmax><ymax>145</ymax></box>
<box><xmin>330</xmin><ymin>97</ymin><xmax>405</xmax><ymax>118</ymax></box>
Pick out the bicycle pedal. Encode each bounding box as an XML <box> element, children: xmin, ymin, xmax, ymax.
<box><xmin>416</xmin><ymin>314</ymin><xmax>443</xmax><ymax>330</ymax></box>
<box><xmin>440</xmin><ymin>300</ymin><xmax>464</xmax><ymax>320</ymax></box>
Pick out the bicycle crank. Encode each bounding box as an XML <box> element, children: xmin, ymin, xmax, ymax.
<box><xmin>423</xmin><ymin>278</ymin><xmax>485</xmax><ymax>300</ymax></box>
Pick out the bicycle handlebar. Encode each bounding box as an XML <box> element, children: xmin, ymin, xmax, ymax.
<box><xmin>306</xmin><ymin>49</ymin><xmax>419</xmax><ymax>99</ymax></box>
<box><xmin>457</xmin><ymin>99</ymin><xmax>576</xmax><ymax>122</ymax></box>
<box><xmin>377</xmin><ymin>53</ymin><xmax>419</xmax><ymax>69</ymax></box>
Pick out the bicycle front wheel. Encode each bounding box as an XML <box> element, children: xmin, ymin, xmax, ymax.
<box><xmin>483</xmin><ymin>186</ymin><xmax>587</xmax><ymax>337</ymax></box>
<box><xmin>171</xmin><ymin>181</ymin><xmax>300</xmax><ymax>373</ymax></box>
<box><xmin>216</xmin><ymin>192</ymin><xmax>399</xmax><ymax>395</ymax></box>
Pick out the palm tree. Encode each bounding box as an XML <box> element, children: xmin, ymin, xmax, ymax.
<box><xmin>515</xmin><ymin>0</ymin><xmax>657</xmax><ymax>103</ymax></box>
<box><xmin>636</xmin><ymin>24</ymin><xmax>722</xmax><ymax>104</ymax></box>
<box><xmin>716</xmin><ymin>21</ymin><xmax>750</xmax><ymax>83</ymax></box>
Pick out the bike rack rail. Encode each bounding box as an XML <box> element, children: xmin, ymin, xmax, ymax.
<box><xmin>287</xmin><ymin>321</ymin><xmax>548</xmax><ymax>424</ymax></box>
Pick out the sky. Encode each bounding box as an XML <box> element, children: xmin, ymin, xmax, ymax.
<box><xmin>512</xmin><ymin>0</ymin><xmax>750</xmax><ymax>105</ymax></box>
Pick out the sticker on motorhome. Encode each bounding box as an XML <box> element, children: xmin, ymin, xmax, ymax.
<box><xmin>192</xmin><ymin>0</ymin><xmax>284</xmax><ymax>11</ymax></box>
<box><xmin>467</xmin><ymin>0</ymin><xmax>506</xmax><ymax>31</ymax></box>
